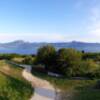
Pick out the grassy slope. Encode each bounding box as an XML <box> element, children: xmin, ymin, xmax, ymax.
<box><xmin>32</xmin><ymin>70</ymin><xmax>100</xmax><ymax>100</ymax></box>
<box><xmin>0</xmin><ymin>60</ymin><xmax>33</xmax><ymax>100</ymax></box>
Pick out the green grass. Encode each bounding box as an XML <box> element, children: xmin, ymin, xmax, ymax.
<box><xmin>74</xmin><ymin>89</ymin><xmax>100</xmax><ymax>100</ymax></box>
<box><xmin>32</xmin><ymin>70</ymin><xmax>100</xmax><ymax>100</ymax></box>
<box><xmin>0</xmin><ymin>60</ymin><xmax>33</xmax><ymax>100</ymax></box>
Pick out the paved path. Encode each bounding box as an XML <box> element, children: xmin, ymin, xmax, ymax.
<box><xmin>22</xmin><ymin>65</ymin><xmax>57</xmax><ymax>100</ymax></box>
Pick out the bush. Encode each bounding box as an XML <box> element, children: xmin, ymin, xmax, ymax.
<box><xmin>78</xmin><ymin>59</ymin><xmax>99</xmax><ymax>78</ymax></box>
<box><xmin>56</xmin><ymin>48</ymin><xmax>82</xmax><ymax>76</ymax></box>
<box><xmin>22</xmin><ymin>56</ymin><xmax>33</xmax><ymax>65</ymax></box>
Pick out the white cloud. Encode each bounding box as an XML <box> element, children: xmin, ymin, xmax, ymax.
<box><xmin>0</xmin><ymin>33</ymin><xmax>88</xmax><ymax>43</ymax></box>
<box><xmin>87</xmin><ymin>6</ymin><xmax>100</xmax><ymax>42</ymax></box>
<box><xmin>0</xmin><ymin>33</ymin><xmax>70</xmax><ymax>43</ymax></box>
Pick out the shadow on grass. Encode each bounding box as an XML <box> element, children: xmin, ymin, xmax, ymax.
<box><xmin>73</xmin><ymin>89</ymin><xmax>100</xmax><ymax>100</ymax></box>
<box><xmin>59</xmin><ymin>81</ymin><xmax>100</xmax><ymax>100</ymax></box>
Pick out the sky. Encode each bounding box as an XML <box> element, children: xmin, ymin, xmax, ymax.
<box><xmin>0</xmin><ymin>0</ymin><xmax>100</xmax><ymax>43</ymax></box>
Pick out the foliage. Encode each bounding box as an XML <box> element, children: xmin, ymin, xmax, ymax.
<box><xmin>35</xmin><ymin>45</ymin><xmax>100</xmax><ymax>78</ymax></box>
<box><xmin>82</xmin><ymin>52</ymin><xmax>100</xmax><ymax>61</ymax></box>
<box><xmin>22</xmin><ymin>56</ymin><xmax>33</xmax><ymax>65</ymax></box>
<box><xmin>0</xmin><ymin>53</ymin><xmax>25</xmax><ymax>60</ymax></box>
<box><xmin>56</xmin><ymin>48</ymin><xmax>82</xmax><ymax>76</ymax></box>
<box><xmin>77</xmin><ymin>59</ymin><xmax>99</xmax><ymax>78</ymax></box>
<box><xmin>36</xmin><ymin>45</ymin><xmax>56</xmax><ymax>70</ymax></box>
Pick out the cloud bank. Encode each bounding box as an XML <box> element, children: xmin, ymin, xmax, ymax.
<box><xmin>0</xmin><ymin>33</ymin><xmax>69</xmax><ymax>43</ymax></box>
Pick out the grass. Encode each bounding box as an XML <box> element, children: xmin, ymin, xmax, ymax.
<box><xmin>32</xmin><ymin>70</ymin><xmax>100</xmax><ymax>100</ymax></box>
<box><xmin>0</xmin><ymin>60</ymin><xmax>33</xmax><ymax>100</ymax></box>
<box><xmin>12</xmin><ymin>57</ymin><xmax>24</xmax><ymax>64</ymax></box>
<box><xmin>74</xmin><ymin>89</ymin><xmax>100</xmax><ymax>100</ymax></box>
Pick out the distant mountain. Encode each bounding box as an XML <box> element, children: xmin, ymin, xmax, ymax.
<box><xmin>0</xmin><ymin>40</ymin><xmax>100</xmax><ymax>54</ymax></box>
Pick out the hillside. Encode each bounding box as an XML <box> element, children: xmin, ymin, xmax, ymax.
<box><xmin>0</xmin><ymin>40</ymin><xmax>100</xmax><ymax>54</ymax></box>
<box><xmin>0</xmin><ymin>60</ymin><xmax>33</xmax><ymax>100</ymax></box>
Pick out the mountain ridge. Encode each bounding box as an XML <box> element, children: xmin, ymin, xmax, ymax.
<box><xmin>0</xmin><ymin>40</ymin><xmax>100</xmax><ymax>54</ymax></box>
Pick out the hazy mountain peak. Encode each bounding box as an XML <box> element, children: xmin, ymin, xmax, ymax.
<box><xmin>10</xmin><ymin>40</ymin><xmax>25</xmax><ymax>44</ymax></box>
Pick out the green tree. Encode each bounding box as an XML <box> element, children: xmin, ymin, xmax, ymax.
<box><xmin>56</xmin><ymin>48</ymin><xmax>82</xmax><ymax>76</ymax></box>
<box><xmin>36</xmin><ymin>45</ymin><xmax>56</xmax><ymax>70</ymax></box>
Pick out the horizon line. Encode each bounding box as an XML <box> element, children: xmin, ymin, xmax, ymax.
<box><xmin>1</xmin><ymin>40</ymin><xmax>100</xmax><ymax>44</ymax></box>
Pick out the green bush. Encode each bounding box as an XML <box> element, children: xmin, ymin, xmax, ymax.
<box><xmin>56</xmin><ymin>48</ymin><xmax>82</xmax><ymax>76</ymax></box>
<box><xmin>77</xmin><ymin>59</ymin><xmax>99</xmax><ymax>78</ymax></box>
<box><xmin>22</xmin><ymin>56</ymin><xmax>33</xmax><ymax>65</ymax></box>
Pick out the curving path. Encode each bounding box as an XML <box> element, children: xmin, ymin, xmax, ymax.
<box><xmin>22</xmin><ymin>65</ymin><xmax>57</xmax><ymax>100</ymax></box>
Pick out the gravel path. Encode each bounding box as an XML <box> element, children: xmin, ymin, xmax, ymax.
<box><xmin>22</xmin><ymin>65</ymin><xmax>56</xmax><ymax>100</ymax></box>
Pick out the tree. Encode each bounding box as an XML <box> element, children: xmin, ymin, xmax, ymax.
<box><xmin>36</xmin><ymin>45</ymin><xmax>56</xmax><ymax>70</ymax></box>
<box><xmin>56</xmin><ymin>48</ymin><xmax>82</xmax><ymax>76</ymax></box>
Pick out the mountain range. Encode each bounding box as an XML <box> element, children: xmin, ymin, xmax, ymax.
<box><xmin>0</xmin><ymin>40</ymin><xmax>100</xmax><ymax>54</ymax></box>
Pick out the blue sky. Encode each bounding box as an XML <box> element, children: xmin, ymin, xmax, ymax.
<box><xmin>0</xmin><ymin>0</ymin><xmax>100</xmax><ymax>42</ymax></box>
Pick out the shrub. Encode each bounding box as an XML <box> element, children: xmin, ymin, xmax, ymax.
<box><xmin>22</xmin><ymin>56</ymin><xmax>33</xmax><ymax>65</ymax></box>
<box><xmin>56</xmin><ymin>48</ymin><xmax>82</xmax><ymax>76</ymax></box>
<box><xmin>78</xmin><ymin>59</ymin><xmax>99</xmax><ymax>78</ymax></box>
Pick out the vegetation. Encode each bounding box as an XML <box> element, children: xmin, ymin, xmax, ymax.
<box><xmin>0</xmin><ymin>53</ymin><xmax>25</xmax><ymax>60</ymax></box>
<box><xmin>82</xmin><ymin>52</ymin><xmax>100</xmax><ymax>61</ymax></box>
<box><xmin>34</xmin><ymin>45</ymin><xmax>100</xmax><ymax>78</ymax></box>
<box><xmin>0</xmin><ymin>53</ymin><xmax>35</xmax><ymax>64</ymax></box>
<box><xmin>0</xmin><ymin>60</ymin><xmax>33</xmax><ymax>100</ymax></box>
<box><xmin>56</xmin><ymin>48</ymin><xmax>82</xmax><ymax>76</ymax></box>
<box><xmin>22</xmin><ymin>56</ymin><xmax>34</xmax><ymax>65</ymax></box>
<box><xmin>36</xmin><ymin>45</ymin><xmax>56</xmax><ymax>70</ymax></box>
<box><xmin>1</xmin><ymin>45</ymin><xmax>100</xmax><ymax>100</ymax></box>
<box><xmin>31</xmin><ymin>45</ymin><xmax>100</xmax><ymax>100</ymax></box>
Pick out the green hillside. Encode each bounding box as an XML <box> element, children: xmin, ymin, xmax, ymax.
<box><xmin>0</xmin><ymin>60</ymin><xmax>33</xmax><ymax>100</ymax></box>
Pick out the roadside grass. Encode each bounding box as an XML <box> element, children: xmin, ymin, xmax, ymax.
<box><xmin>12</xmin><ymin>57</ymin><xmax>24</xmax><ymax>64</ymax></box>
<box><xmin>12</xmin><ymin>56</ymin><xmax>35</xmax><ymax>64</ymax></box>
<box><xmin>32</xmin><ymin>70</ymin><xmax>100</xmax><ymax>100</ymax></box>
<box><xmin>0</xmin><ymin>60</ymin><xmax>33</xmax><ymax>100</ymax></box>
<box><xmin>74</xmin><ymin>89</ymin><xmax>100</xmax><ymax>100</ymax></box>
